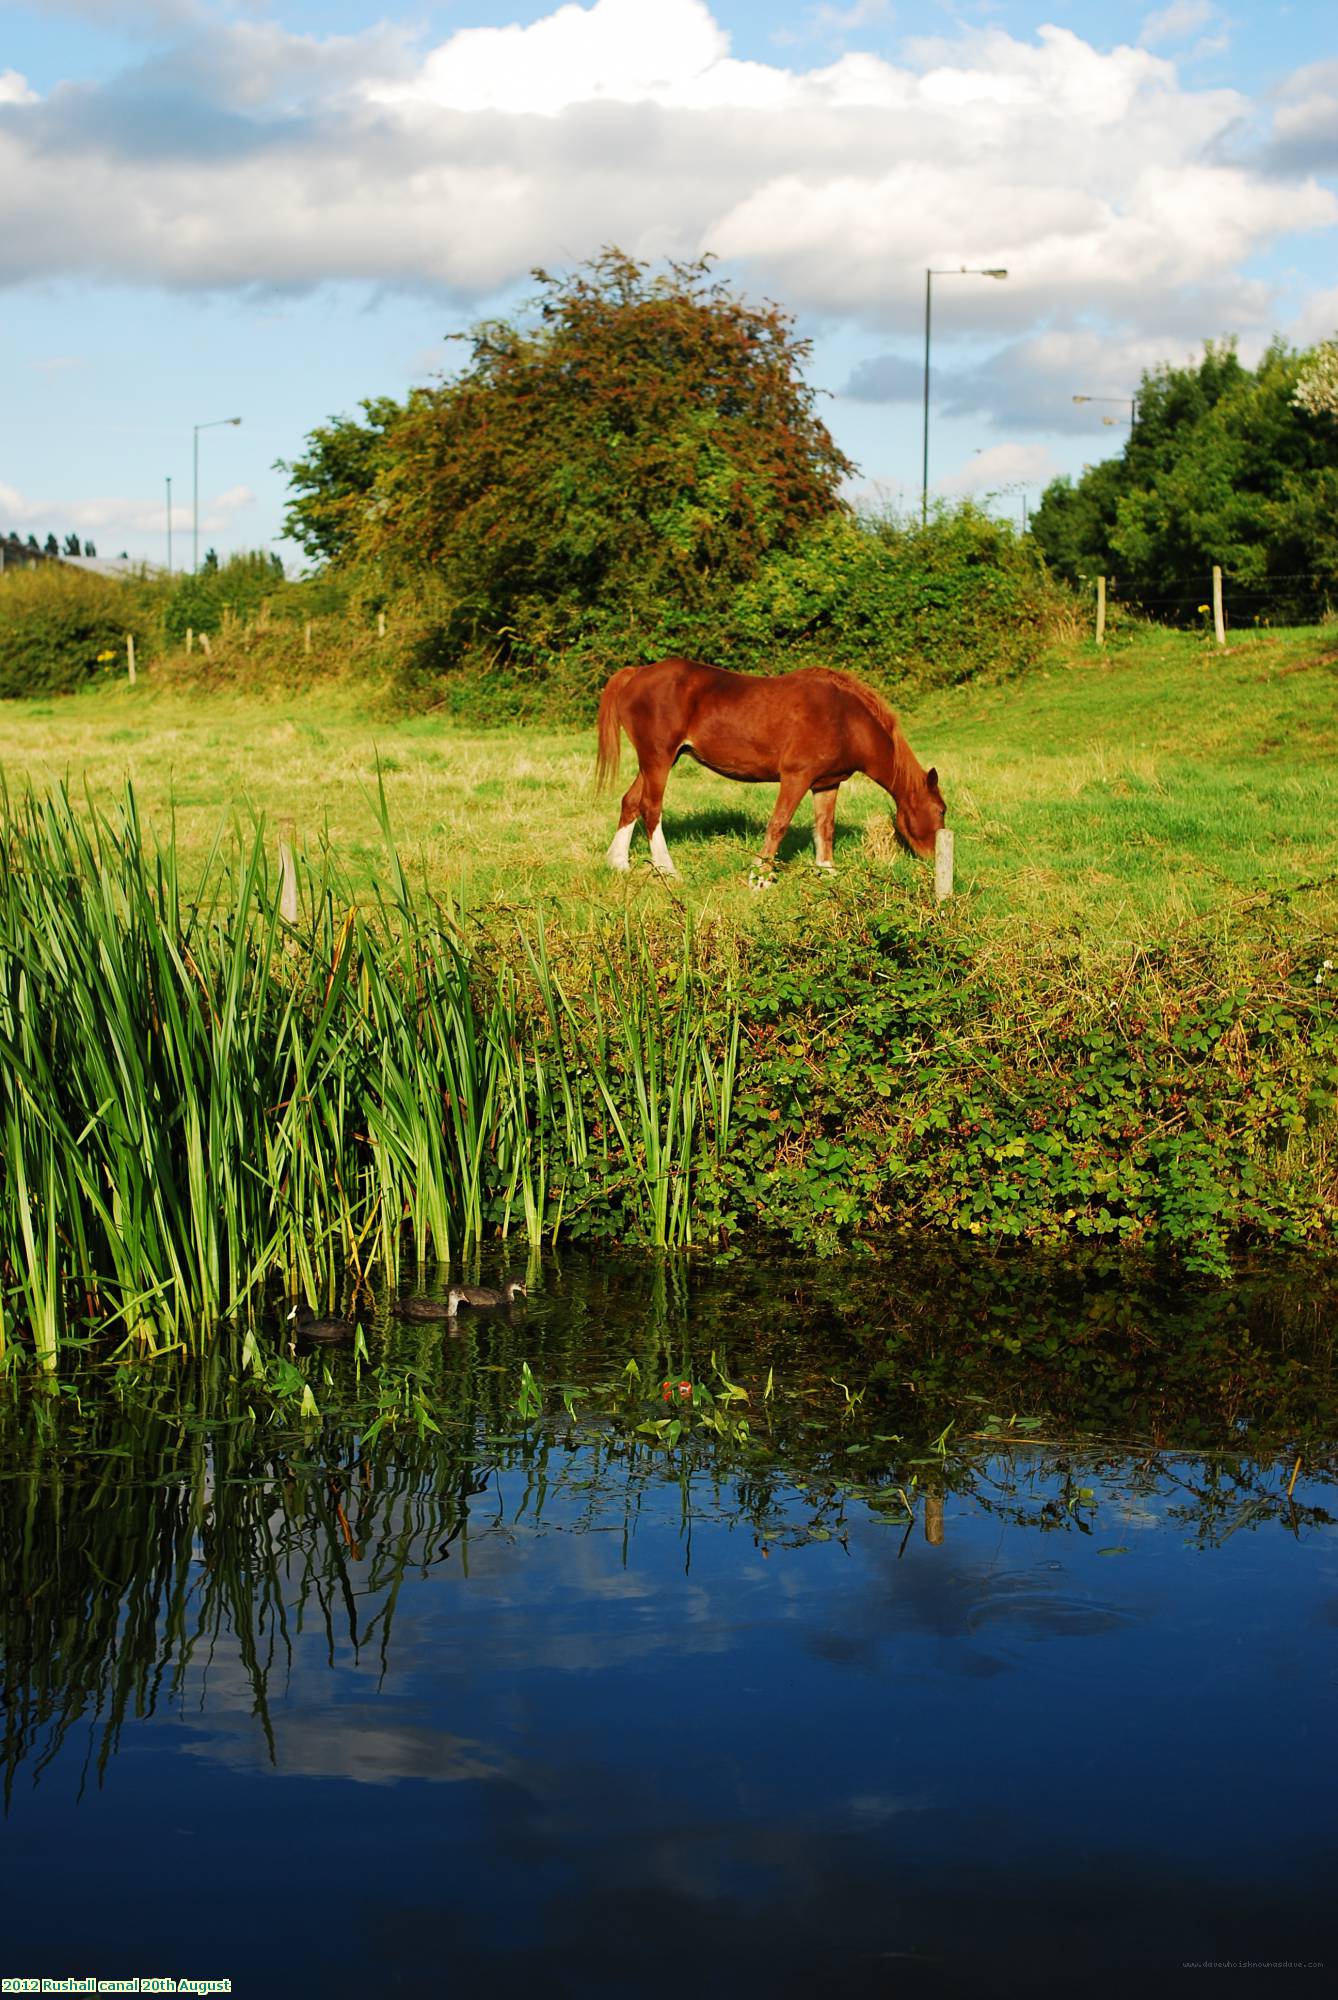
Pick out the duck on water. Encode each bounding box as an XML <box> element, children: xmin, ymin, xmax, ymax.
<box><xmin>287</xmin><ymin>1303</ymin><xmax>362</xmax><ymax>1344</ymax></box>
<box><xmin>395</xmin><ymin>1280</ymin><xmax>528</xmax><ymax>1322</ymax></box>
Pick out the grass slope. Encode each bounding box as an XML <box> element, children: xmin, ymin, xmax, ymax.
<box><xmin>1</xmin><ymin>625</ymin><xmax>1334</xmax><ymax>949</ymax></box>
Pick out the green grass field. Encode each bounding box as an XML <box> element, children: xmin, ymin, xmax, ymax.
<box><xmin>3</xmin><ymin>624</ymin><xmax>1335</xmax><ymax>950</ymax></box>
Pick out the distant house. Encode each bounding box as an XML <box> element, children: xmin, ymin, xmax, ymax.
<box><xmin>0</xmin><ymin>539</ymin><xmax>155</xmax><ymax>579</ymax></box>
<box><xmin>61</xmin><ymin>554</ymin><xmax>159</xmax><ymax>580</ymax></box>
<box><xmin>0</xmin><ymin>534</ymin><xmax>54</xmax><ymax>571</ymax></box>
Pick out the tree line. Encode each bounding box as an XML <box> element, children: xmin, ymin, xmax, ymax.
<box><xmin>3</xmin><ymin>531</ymin><xmax>98</xmax><ymax>559</ymax></box>
<box><xmin>1031</xmin><ymin>338</ymin><xmax>1338</xmax><ymax>622</ymax></box>
<box><xmin>281</xmin><ymin>254</ymin><xmax>1336</xmax><ymax>699</ymax></box>
<box><xmin>279</xmin><ymin>251</ymin><xmax>1064</xmax><ymax>710</ymax></box>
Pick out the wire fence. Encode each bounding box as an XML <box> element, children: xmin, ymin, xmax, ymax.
<box><xmin>1081</xmin><ymin>568</ymin><xmax>1334</xmax><ymax>637</ymax></box>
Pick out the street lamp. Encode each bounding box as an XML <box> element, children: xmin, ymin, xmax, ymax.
<box><xmin>193</xmin><ymin>417</ymin><xmax>242</xmax><ymax>572</ymax></box>
<box><xmin>1072</xmin><ymin>392</ymin><xmax>1138</xmax><ymax>428</ymax></box>
<box><xmin>922</xmin><ymin>266</ymin><xmax>1008</xmax><ymax>524</ymax></box>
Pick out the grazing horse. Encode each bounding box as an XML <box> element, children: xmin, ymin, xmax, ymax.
<box><xmin>595</xmin><ymin>658</ymin><xmax>946</xmax><ymax>878</ymax></box>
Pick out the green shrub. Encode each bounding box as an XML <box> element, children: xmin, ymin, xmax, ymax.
<box><xmin>724</xmin><ymin>505</ymin><xmax>1073</xmax><ymax>688</ymax></box>
<box><xmin>164</xmin><ymin>551</ymin><xmax>287</xmax><ymax>640</ymax></box>
<box><xmin>0</xmin><ymin>566</ymin><xmax>159</xmax><ymax>698</ymax></box>
<box><xmin>382</xmin><ymin>502</ymin><xmax>1075</xmax><ymax>723</ymax></box>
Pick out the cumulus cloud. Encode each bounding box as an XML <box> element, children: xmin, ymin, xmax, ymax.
<box><xmin>1139</xmin><ymin>1</ymin><xmax>1216</xmax><ymax>48</ymax></box>
<box><xmin>1268</xmin><ymin>58</ymin><xmax>1338</xmax><ymax>175</ymax></box>
<box><xmin>0</xmin><ymin>477</ymin><xmax>253</xmax><ymax>540</ymax></box>
<box><xmin>843</xmin><ymin>351</ymin><xmax>923</xmax><ymax>403</ymax></box>
<box><xmin>1291</xmin><ymin>283</ymin><xmax>1338</xmax><ymax>351</ymax></box>
<box><xmin>0</xmin><ymin>0</ymin><xmax>1332</xmax><ymax>367</ymax></box>
<box><xmin>936</xmin><ymin>440</ymin><xmax>1061</xmax><ymax>500</ymax></box>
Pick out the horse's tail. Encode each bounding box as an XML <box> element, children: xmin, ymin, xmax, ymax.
<box><xmin>595</xmin><ymin>666</ymin><xmax>637</xmax><ymax>791</ymax></box>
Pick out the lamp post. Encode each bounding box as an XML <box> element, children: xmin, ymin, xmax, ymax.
<box><xmin>922</xmin><ymin>266</ymin><xmax>1007</xmax><ymax>524</ymax></box>
<box><xmin>193</xmin><ymin>417</ymin><xmax>242</xmax><ymax>572</ymax></box>
<box><xmin>166</xmin><ymin>476</ymin><xmax>172</xmax><ymax>574</ymax></box>
<box><xmin>1072</xmin><ymin>392</ymin><xmax>1138</xmax><ymax>428</ymax></box>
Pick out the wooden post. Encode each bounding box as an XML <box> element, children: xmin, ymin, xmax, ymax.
<box><xmin>934</xmin><ymin>826</ymin><xmax>954</xmax><ymax>902</ymax></box>
<box><xmin>1212</xmin><ymin>565</ymin><xmax>1226</xmax><ymax>648</ymax></box>
<box><xmin>278</xmin><ymin>818</ymin><xmax>298</xmax><ymax>925</ymax></box>
<box><xmin>303</xmin><ymin>619</ymin><xmax>312</xmax><ymax>656</ymax></box>
<box><xmin>377</xmin><ymin>609</ymin><xmax>387</xmax><ymax>639</ymax></box>
<box><xmin>199</xmin><ymin>629</ymin><xmax>212</xmax><ymax>658</ymax></box>
<box><xmin>186</xmin><ymin>626</ymin><xmax>194</xmax><ymax>655</ymax></box>
<box><xmin>1095</xmin><ymin>574</ymin><xmax>1107</xmax><ymax>647</ymax></box>
<box><xmin>125</xmin><ymin>633</ymin><xmax>136</xmax><ymax>685</ymax></box>
<box><xmin>924</xmin><ymin>1490</ymin><xmax>945</xmax><ymax>1546</ymax></box>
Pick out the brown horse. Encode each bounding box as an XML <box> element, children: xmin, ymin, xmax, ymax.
<box><xmin>595</xmin><ymin>658</ymin><xmax>946</xmax><ymax>878</ymax></box>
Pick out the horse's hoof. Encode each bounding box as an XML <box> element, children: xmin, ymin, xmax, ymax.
<box><xmin>814</xmin><ymin>861</ymin><xmax>836</xmax><ymax>876</ymax></box>
<box><xmin>748</xmin><ymin>870</ymin><xmax>775</xmax><ymax>893</ymax></box>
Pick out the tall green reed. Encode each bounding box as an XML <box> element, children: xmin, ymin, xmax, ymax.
<box><xmin>0</xmin><ymin>780</ymin><xmax>738</xmax><ymax>1366</ymax></box>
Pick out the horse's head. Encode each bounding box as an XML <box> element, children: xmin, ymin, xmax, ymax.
<box><xmin>896</xmin><ymin>766</ymin><xmax>947</xmax><ymax>860</ymax></box>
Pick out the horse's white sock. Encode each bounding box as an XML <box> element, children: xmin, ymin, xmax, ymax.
<box><xmin>605</xmin><ymin>822</ymin><xmax>635</xmax><ymax>871</ymax></box>
<box><xmin>649</xmin><ymin>825</ymin><xmax>678</xmax><ymax>877</ymax></box>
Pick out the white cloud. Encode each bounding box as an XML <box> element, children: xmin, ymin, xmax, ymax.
<box><xmin>812</xmin><ymin>0</ymin><xmax>892</xmax><ymax>34</ymax></box>
<box><xmin>1270</xmin><ymin>58</ymin><xmax>1338</xmax><ymax>173</ymax></box>
<box><xmin>936</xmin><ymin>440</ymin><xmax>1060</xmax><ymax>499</ymax></box>
<box><xmin>0</xmin><ymin>69</ymin><xmax>37</xmax><ymax>105</ymax></box>
<box><xmin>1139</xmin><ymin>1</ymin><xmax>1215</xmax><ymax>48</ymax></box>
<box><xmin>0</xmin><ymin>1</ymin><xmax>1332</xmax><ymax>367</ymax></box>
<box><xmin>1291</xmin><ymin>283</ymin><xmax>1338</xmax><ymax>350</ymax></box>
<box><xmin>0</xmin><ymin>479</ymin><xmax>254</xmax><ymax>541</ymax></box>
<box><xmin>374</xmin><ymin>0</ymin><xmax>748</xmax><ymax>117</ymax></box>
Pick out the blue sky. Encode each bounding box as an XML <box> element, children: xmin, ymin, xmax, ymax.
<box><xmin>3</xmin><ymin>0</ymin><xmax>1335</xmax><ymax>568</ymax></box>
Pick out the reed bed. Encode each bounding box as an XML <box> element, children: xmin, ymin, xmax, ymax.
<box><xmin>0</xmin><ymin>781</ymin><xmax>738</xmax><ymax>1369</ymax></box>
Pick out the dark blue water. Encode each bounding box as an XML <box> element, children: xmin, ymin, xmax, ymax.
<box><xmin>2</xmin><ymin>1254</ymin><xmax>1335</xmax><ymax>1997</ymax></box>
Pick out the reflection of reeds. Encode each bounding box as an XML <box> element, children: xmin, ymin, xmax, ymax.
<box><xmin>0</xmin><ymin>782</ymin><xmax>739</xmax><ymax>1363</ymax></box>
<box><xmin>0</xmin><ymin>1349</ymin><xmax>497</xmax><ymax>1802</ymax></box>
<box><xmin>4</xmin><ymin>1251</ymin><xmax>1334</xmax><ymax>1798</ymax></box>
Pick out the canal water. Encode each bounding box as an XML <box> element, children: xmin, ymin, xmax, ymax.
<box><xmin>2</xmin><ymin>1250</ymin><xmax>1334</xmax><ymax>1997</ymax></box>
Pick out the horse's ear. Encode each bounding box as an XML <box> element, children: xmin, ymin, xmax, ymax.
<box><xmin>926</xmin><ymin>766</ymin><xmax>939</xmax><ymax>790</ymax></box>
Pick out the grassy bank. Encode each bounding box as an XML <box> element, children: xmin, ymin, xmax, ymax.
<box><xmin>0</xmin><ymin>626</ymin><xmax>1334</xmax><ymax>1368</ymax></box>
<box><xmin>1</xmin><ymin>624</ymin><xmax>1333</xmax><ymax>940</ymax></box>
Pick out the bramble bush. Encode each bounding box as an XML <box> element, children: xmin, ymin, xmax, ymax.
<box><xmin>663</xmin><ymin>911</ymin><xmax>1338</xmax><ymax>1276</ymax></box>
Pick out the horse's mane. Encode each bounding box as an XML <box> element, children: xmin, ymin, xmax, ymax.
<box><xmin>795</xmin><ymin>667</ymin><xmax>898</xmax><ymax>733</ymax></box>
<box><xmin>799</xmin><ymin>669</ymin><xmax>922</xmax><ymax>787</ymax></box>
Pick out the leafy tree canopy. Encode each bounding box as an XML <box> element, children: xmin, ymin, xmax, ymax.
<box><xmin>284</xmin><ymin>251</ymin><xmax>854</xmax><ymax>664</ymax></box>
<box><xmin>1032</xmin><ymin>338</ymin><xmax>1338</xmax><ymax>620</ymax></box>
<box><xmin>279</xmin><ymin>394</ymin><xmax>408</xmax><ymax>567</ymax></box>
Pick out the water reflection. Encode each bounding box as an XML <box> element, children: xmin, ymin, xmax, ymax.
<box><xmin>2</xmin><ymin>1249</ymin><xmax>1335</xmax><ymax>1990</ymax></box>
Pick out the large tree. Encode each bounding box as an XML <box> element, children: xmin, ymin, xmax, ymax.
<box><xmin>288</xmin><ymin>252</ymin><xmax>853</xmax><ymax>666</ymax></box>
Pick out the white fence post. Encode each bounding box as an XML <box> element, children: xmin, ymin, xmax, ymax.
<box><xmin>1212</xmin><ymin>565</ymin><xmax>1226</xmax><ymax>648</ymax></box>
<box><xmin>934</xmin><ymin>827</ymin><xmax>955</xmax><ymax>902</ymax></box>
